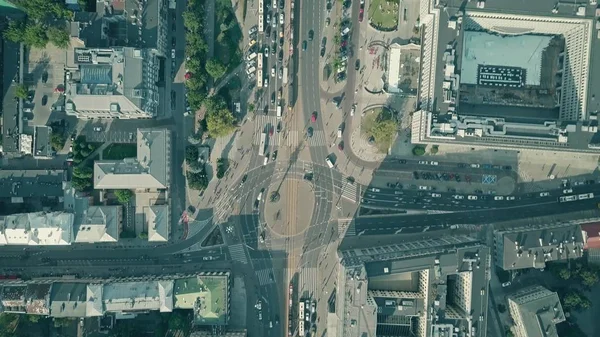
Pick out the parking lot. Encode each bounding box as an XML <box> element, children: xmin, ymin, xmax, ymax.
<box><xmin>23</xmin><ymin>45</ymin><xmax>66</xmax><ymax>130</ymax></box>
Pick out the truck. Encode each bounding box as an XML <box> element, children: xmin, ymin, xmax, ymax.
<box><xmin>283</xmin><ymin>67</ymin><xmax>288</xmax><ymax>84</ymax></box>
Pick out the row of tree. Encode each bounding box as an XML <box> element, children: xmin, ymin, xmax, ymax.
<box><xmin>2</xmin><ymin>0</ymin><xmax>71</xmax><ymax>48</ymax></box>
<box><xmin>183</xmin><ymin>0</ymin><xmax>211</xmax><ymax>111</ymax></box>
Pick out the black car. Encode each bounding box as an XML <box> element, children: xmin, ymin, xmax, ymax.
<box><xmin>41</xmin><ymin>95</ymin><xmax>47</xmax><ymax>106</ymax></box>
<box><xmin>355</xmin><ymin>59</ymin><xmax>360</xmax><ymax>70</ymax></box>
<box><xmin>302</xmin><ymin>40</ymin><xmax>307</xmax><ymax>51</ymax></box>
<box><xmin>277</xmin><ymin>121</ymin><xmax>282</xmax><ymax>133</ymax></box>
<box><xmin>307</xmin><ymin>127</ymin><xmax>314</xmax><ymax>137</ymax></box>
<box><xmin>279</xmin><ymin>37</ymin><xmax>284</xmax><ymax>47</ymax></box>
<box><xmin>172</xmin><ymin>37</ymin><xmax>176</xmax><ymax>48</ymax></box>
<box><xmin>278</xmin><ymin>50</ymin><xmax>283</xmax><ymax>62</ymax></box>
<box><xmin>272</xmin><ymin>150</ymin><xmax>277</xmax><ymax>161</ymax></box>
<box><xmin>320</xmin><ymin>48</ymin><xmax>326</xmax><ymax>57</ymax></box>
<box><xmin>271</xmin><ymin>92</ymin><xmax>276</xmax><ymax>104</ymax></box>
<box><xmin>308</xmin><ymin>30</ymin><xmax>314</xmax><ymax>41</ymax></box>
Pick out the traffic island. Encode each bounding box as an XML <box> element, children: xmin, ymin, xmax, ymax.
<box><xmin>263</xmin><ymin>178</ymin><xmax>315</xmax><ymax>238</ymax></box>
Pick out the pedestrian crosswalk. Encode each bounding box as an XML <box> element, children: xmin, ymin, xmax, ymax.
<box><xmin>306</xmin><ymin>130</ymin><xmax>326</xmax><ymax>147</ymax></box>
<box><xmin>298</xmin><ymin>267</ymin><xmax>319</xmax><ymax>297</ymax></box>
<box><xmin>341</xmin><ymin>181</ymin><xmax>357</xmax><ymax>203</ymax></box>
<box><xmin>228</xmin><ymin>244</ymin><xmax>248</xmax><ymax>264</ymax></box>
<box><xmin>342</xmin><ymin>221</ymin><xmax>356</xmax><ymax>236</ymax></box>
<box><xmin>256</xmin><ymin>268</ymin><xmax>275</xmax><ymax>286</ymax></box>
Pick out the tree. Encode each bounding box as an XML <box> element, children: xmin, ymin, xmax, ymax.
<box><xmin>412</xmin><ymin>146</ymin><xmax>426</xmax><ymax>156</ymax></box>
<box><xmin>430</xmin><ymin>145</ymin><xmax>439</xmax><ymax>154</ymax></box>
<box><xmin>3</xmin><ymin>21</ymin><xmax>25</xmax><ymax>43</ymax></box>
<box><xmin>50</xmin><ymin>132</ymin><xmax>66</xmax><ymax>151</ymax></box>
<box><xmin>138</xmin><ymin>232</ymin><xmax>148</xmax><ymax>239</ymax></box>
<box><xmin>47</xmin><ymin>26</ymin><xmax>70</xmax><ymax>49</ymax></box>
<box><xmin>15</xmin><ymin>84</ymin><xmax>28</xmax><ymax>99</ymax></box>
<box><xmin>23</xmin><ymin>23</ymin><xmax>49</xmax><ymax>48</ymax></box>
<box><xmin>562</xmin><ymin>290</ymin><xmax>591</xmax><ymax>311</ymax></box>
<box><xmin>558</xmin><ymin>267</ymin><xmax>571</xmax><ymax>280</ymax></box>
<box><xmin>185</xmin><ymin>145</ymin><xmax>199</xmax><ymax>164</ymax></box>
<box><xmin>248</xmin><ymin>103</ymin><xmax>255</xmax><ymax>113</ymax></box>
<box><xmin>206</xmin><ymin>108</ymin><xmax>236</xmax><ymax>138</ymax></box>
<box><xmin>72</xmin><ymin>166</ymin><xmax>93</xmax><ymax>191</ymax></box>
<box><xmin>187</xmin><ymin>171</ymin><xmax>209</xmax><ymax>190</ymax></box>
<box><xmin>114</xmin><ymin>190</ymin><xmax>133</xmax><ymax>204</ymax></box>
<box><xmin>580</xmin><ymin>269</ymin><xmax>599</xmax><ymax>287</ymax></box>
<box><xmin>370</xmin><ymin>119</ymin><xmax>397</xmax><ymax>149</ymax></box>
<box><xmin>205</xmin><ymin>59</ymin><xmax>227</xmax><ymax>80</ymax></box>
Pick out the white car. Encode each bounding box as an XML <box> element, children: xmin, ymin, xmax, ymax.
<box><xmin>248</xmin><ymin>26</ymin><xmax>258</xmax><ymax>35</ymax></box>
<box><xmin>573</xmin><ymin>181</ymin><xmax>585</xmax><ymax>186</ymax></box>
<box><xmin>470</xmin><ymin>163</ymin><xmax>480</xmax><ymax>168</ymax></box>
<box><xmin>350</xmin><ymin>105</ymin><xmax>356</xmax><ymax>116</ymax></box>
<box><xmin>305</xmin><ymin>312</ymin><xmax>310</xmax><ymax>321</ymax></box>
<box><xmin>258</xmin><ymin>311</ymin><xmax>263</xmax><ymax>320</ymax></box>
<box><xmin>506</xmin><ymin>196</ymin><xmax>516</xmax><ymax>200</ymax></box>
<box><xmin>370</xmin><ymin>188</ymin><xmax>380</xmax><ymax>192</ymax></box>
<box><xmin>418</xmin><ymin>160</ymin><xmax>428</xmax><ymax>165</ymax></box>
<box><xmin>278</xmin><ymin>68</ymin><xmax>283</xmax><ymax>79</ymax></box>
<box><xmin>272</xmin><ymin>17</ymin><xmax>277</xmax><ymax>28</ymax></box>
<box><xmin>563</xmin><ymin>189</ymin><xmax>573</xmax><ymax>194</ymax></box>
<box><xmin>280</xmin><ymin>13</ymin><xmax>284</xmax><ymax>25</ymax></box>
<box><xmin>418</xmin><ymin>186</ymin><xmax>429</xmax><ymax>190</ymax></box>
<box><xmin>467</xmin><ymin>195</ymin><xmax>478</xmax><ymax>200</ymax></box>
<box><xmin>255</xmin><ymin>300</ymin><xmax>262</xmax><ymax>310</ymax></box>
<box><xmin>501</xmin><ymin>282</ymin><xmax>511</xmax><ymax>287</ymax></box>
<box><xmin>539</xmin><ymin>192</ymin><xmax>550</xmax><ymax>197</ymax></box>
<box><xmin>494</xmin><ymin>196</ymin><xmax>504</xmax><ymax>201</ymax></box>
<box><xmin>271</xmin><ymin>67</ymin><xmax>276</xmax><ymax>77</ymax></box>
<box><xmin>266</xmin><ymin>14</ymin><xmax>271</xmax><ymax>25</ymax></box>
<box><xmin>171</xmin><ymin>49</ymin><xmax>176</xmax><ymax>59</ymax></box>
<box><xmin>93</xmin><ymin>126</ymin><xmax>103</xmax><ymax>132</ymax></box>
<box><xmin>264</xmin><ymin>78</ymin><xmax>269</xmax><ymax>87</ymax></box>
<box><xmin>430</xmin><ymin>161</ymin><xmax>439</xmax><ymax>166</ymax></box>
<box><xmin>431</xmin><ymin>193</ymin><xmax>441</xmax><ymax>198</ymax></box>
<box><xmin>264</xmin><ymin>47</ymin><xmax>269</xmax><ymax>56</ymax></box>
<box><xmin>453</xmin><ymin>195</ymin><xmax>464</xmax><ymax>200</ymax></box>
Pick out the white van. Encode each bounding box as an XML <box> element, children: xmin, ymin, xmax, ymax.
<box><xmin>325</xmin><ymin>157</ymin><xmax>334</xmax><ymax>168</ymax></box>
<box><xmin>263</xmin><ymin>157</ymin><xmax>269</xmax><ymax>166</ymax></box>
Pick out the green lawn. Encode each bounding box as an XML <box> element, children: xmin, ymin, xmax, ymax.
<box><xmin>102</xmin><ymin>143</ymin><xmax>137</xmax><ymax>160</ymax></box>
<box><xmin>368</xmin><ymin>0</ymin><xmax>399</xmax><ymax>31</ymax></box>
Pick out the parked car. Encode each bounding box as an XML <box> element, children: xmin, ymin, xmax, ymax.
<box><xmin>311</xmin><ymin>111</ymin><xmax>317</xmax><ymax>122</ymax></box>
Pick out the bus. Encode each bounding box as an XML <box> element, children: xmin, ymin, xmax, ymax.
<box><xmin>298</xmin><ymin>302</ymin><xmax>304</xmax><ymax>320</ymax></box>
<box><xmin>299</xmin><ymin>320</ymin><xmax>305</xmax><ymax>336</ymax></box>
<box><xmin>258</xmin><ymin>15</ymin><xmax>264</xmax><ymax>32</ymax></box>
<box><xmin>257</xmin><ymin>69</ymin><xmax>263</xmax><ymax>87</ymax></box>
<box><xmin>259</xmin><ymin>132</ymin><xmax>266</xmax><ymax>156</ymax></box>
<box><xmin>259</xmin><ymin>0</ymin><xmax>263</xmax><ymax>13</ymax></box>
<box><xmin>257</xmin><ymin>53</ymin><xmax>263</xmax><ymax>70</ymax></box>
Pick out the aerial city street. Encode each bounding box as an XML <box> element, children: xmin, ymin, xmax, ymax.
<box><xmin>4</xmin><ymin>0</ymin><xmax>600</xmax><ymax>336</ymax></box>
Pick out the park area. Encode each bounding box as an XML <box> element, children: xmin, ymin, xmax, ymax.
<box><xmin>368</xmin><ymin>0</ymin><xmax>399</xmax><ymax>31</ymax></box>
<box><xmin>361</xmin><ymin>107</ymin><xmax>398</xmax><ymax>153</ymax></box>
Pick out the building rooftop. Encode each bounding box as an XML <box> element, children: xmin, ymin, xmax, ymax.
<box><xmin>102</xmin><ymin>281</ymin><xmax>173</xmax><ymax>313</ymax></box>
<box><xmin>49</xmin><ymin>282</ymin><xmax>89</xmax><ymax>317</ymax></box>
<box><xmin>494</xmin><ymin>223</ymin><xmax>585</xmax><ymax>270</ymax></box>
<box><xmin>0</xmin><ymin>170</ymin><xmax>64</xmax><ymax>199</ymax></box>
<box><xmin>33</xmin><ymin>126</ymin><xmax>53</xmax><ymax>158</ymax></box>
<box><xmin>94</xmin><ymin>128</ymin><xmax>170</xmax><ymax>190</ymax></box>
<box><xmin>0</xmin><ymin>212</ymin><xmax>74</xmax><ymax>246</ymax></box>
<box><xmin>508</xmin><ymin>285</ymin><xmax>565</xmax><ymax>337</ymax></box>
<box><xmin>74</xmin><ymin>206</ymin><xmax>120</xmax><ymax>243</ymax></box>
<box><xmin>145</xmin><ymin>205</ymin><xmax>168</xmax><ymax>242</ymax></box>
<box><xmin>174</xmin><ymin>275</ymin><xmax>229</xmax><ymax>325</ymax></box>
<box><xmin>65</xmin><ymin>47</ymin><xmax>159</xmax><ymax>118</ymax></box>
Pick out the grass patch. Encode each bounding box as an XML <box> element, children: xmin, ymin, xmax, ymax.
<box><xmin>102</xmin><ymin>143</ymin><xmax>137</xmax><ymax>160</ymax></box>
<box><xmin>368</xmin><ymin>0</ymin><xmax>399</xmax><ymax>31</ymax></box>
<box><xmin>361</xmin><ymin>108</ymin><xmax>398</xmax><ymax>152</ymax></box>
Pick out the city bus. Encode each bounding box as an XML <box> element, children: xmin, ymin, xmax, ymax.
<box><xmin>256</xmin><ymin>69</ymin><xmax>263</xmax><ymax>88</ymax></box>
<box><xmin>257</xmin><ymin>53</ymin><xmax>263</xmax><ymax>70</ymax></box>
<box><xmin>298</xmin><ymin>302</ymin><xmax>304</xmax><ymax>320</ymax></box>
<box><xmin>258</xmin><ymin>15</ymin><xmax>264</xmax><ymax>32</ymax></box>
<box><xmin>259</xmin><ymin>132</ymin><xmax>266</xmax><ymax>156</ymax></box>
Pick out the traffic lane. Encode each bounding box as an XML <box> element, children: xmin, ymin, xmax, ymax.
<box><xmin>354</xmin><ymin>198</ymin><xmax>600</xmax><ymax>234</ymax></box>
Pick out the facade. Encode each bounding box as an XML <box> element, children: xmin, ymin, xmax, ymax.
<box><xmin>507</xmin><ymin>285</ymin><xmax>565</xmax><ymax>337</ymax></box>
<box><xmin>494</xmin><ymin>223</ymin><xmax>585</xmax><ymax>271</ymax></box>
<box><xmin>336</xmin><ymin>234</ymin><xmax>490</xmax><ymax>337</ymax></box>
<box><xmin>94</xmin><ymin>128</ymin><xmax>171</xmax><ymax>190</ymax></box>
<box><xmin>64</xmin><ymin>47</ymin><xmax>160</xmax><ymax>119</ymax></box>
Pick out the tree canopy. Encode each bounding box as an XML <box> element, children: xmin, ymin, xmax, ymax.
<box><xmin>206</xmin><ymin>108</ymin><xmax>236</xmax><ymax>138</ymax></box>
<box><xmin>114</xmin><ymin>190</ymin><xmax>134</xmax><ymax>204</ymax></box>
<box><xmin>185</xmin><ymin>145</ymin><xmax>199</xmax><ymax>164</ymax></box>
<box><xmin>205</xmin><ymin>59</ymin><xmax>227</xmax><ymax>80</ymax></box>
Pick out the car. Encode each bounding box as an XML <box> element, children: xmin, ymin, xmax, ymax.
<box><xmin>563</xmin><ymin>189</ymin><xmax>573</xmax><ymax>194</ymax></box>
<box><xmin>418</xmin><ymin>186</ymin><xmax>429</xmax><ymax>190</ymax></box>
<box><xmin>311</xmin><ymin>301</ymin><xmax>316</xmax><ymax>313</ymax></box>
<box><xmin>358</xmin><ymin>8</ymin><xmax>364</xmax><ymax>22</ymax></box>
<box><xmin>470</xmin><ymin>163</ymin><xmax>480</xmax><ymax>168</ymax></box>
<box><xmin>326</xmin><ymin>17</ymin><xmax>330</xmax><ymax>26</ymax></box>
<box><xmin>338</xmin><ymin>142</ymin><xmax>344</xmax><ymax>151</ymax></box>
<box><xmin>506</xmin><ymin>196</ymin><xmax>516</xmax><ymax>200</ymax></box>
<box><xmin>93</xmin><ymin>126</ymin><xmax>103</xmax><ymax>132</ymax></box>
<box><xmin>311</xmin><ymin>111</ymin><xmax>317</xmax><ymax>122</ymax></box>
<box><xmin>272</xmin><ymin>44</ymin><xmax>277</xmax><ymax>54</ymax></box>
<box><xmin>41</xmin><ymin>95</ymin><xmax>48</xmax><ymax>106</ymax></box>
<box><xmin>171</xmin><ymin>37</ymin><xmax>176</xmax><ymax>48</ymax></box>
<box><xmin>69</xmin><ymin>144</ymin><xmax>73</xmax><ymax>153</ymax></box>
<box><xmin>494</xmin><ymin>196</ymin><xmax>504</xmax><ymax>201</ymax></box>
<box><xmin>269</xmin><ymin>126</ymin><xmax>274</xmax><ymax>136</ymax></box>
<box><xmin>249</xmin><ymin>26</ymin><xmax>258</xmax><ymax>35</ymax></box>
<box><xmin>307</xmin><ymin>127</ymin><xmax>314</xmax><ymax>137</ymax></box>
<box><xmin>501</xmin><ymin>282</ymin><xmax>511</xmax><ymax>287</ymax></box>
<box><xmin>467</xmin><ymin>195</ymin><xmax>478</xmax><ymax>200</ymax></box>
<box><xmin>248</xmin><ymin>39</ymin><xmax>257</xmax><ymax>47</ymax></box>
<box><xmin>320</xmin><ymin>47</ymin><xmax>326</xmax><ymax>57</ymax></box>
<box><xmin>240</xmin><ymin>174</ymin><xmax>248</xmax><ymax>186</ymax></box>
<box><xmin>370</xmin><ymin>188</ymin><xmax>380</xmax><ymax>192</ymax></box>
<box><xmin>258</xmin><ymin>311</ymin><xmax>263</xmax><ymax>320</ymax></box>
<box><xmin>350</xmin><ymin>104</ymin><xmax>356</xmax><ymax>116</ymax></box>
<box><xmin>573</xmin><ymin>181</ymin><xmax>585</xmax><ymax>186</ymax></box>
<box><xmin>264</xmin><ymin>47</ymin><xmax>269</xmax><ymax>56</ymax></box>
<box><xmin>355</xmin><ymin>59</ymin><xmax>360</xmax><ymax>70</ymax></box>
<box><xmin>277</xmin><ymin>121</ymin><xmax>282</xmax><ymax>133</ymax></box>
<box><xmin>430</xmin><ymin>161</ymin><xmax>439</xmax><ymax>166</ymax></box>
<box><xmin>418</xmin><ymin>160</ymin><xmax>428</xmax><ymax>165</ymax></box>
<box><xmin>266</xmin><ymin>14</ymin><xmax>271</xmax><ymax>25</ymax></box>
<box><xmin>279</xmin><ymin>37</ymin><xmax>284</xmax><ymax>47</ymax></box>
<box><xmin>272</xmin><ymin>17</ymin><xmax>277</xmax><ymax>28</ymax></box>
<box><xmin>278</xmin><ymin>50</ymin><xmax>283</xmax><ymax>61</ymax></box>
<box><xmin>271</xmin><ymin>92</ymin><xmax>276</xmax><ymax>104</ymax></box>
<box><xmin>453</xmin><ymin>195</ymin><xmax>464</xmax><ymax>200</ymax></box>
<box><xmin>264</xmin><ymin>78</ymin><xmax>269</xmax><ymax>87</ymax></box>
<box><xmin>278</xmin><ymin>88</ymin><xmax>282</xmax><ymax>100</ymax></box>
<box><xmin>305</xmin><ymin>312</ymin><xmax>310</xmax><ymax>321</ymax></box>
<box><xmin>272</xmin><ymin>150</ymin><xmax>277</xmax><ymax>161</ymax></box>
<box><xmin>308</xmin><ymin>30</ymin><xmax>314</xmax><ymax>41</ymax></box>
<box><xmin>269</xmin><ymin>321</ymin><xmax>273</xmax><ymax>328</ymax></box>
<box><xmin>431</xmin><ymin>193</ymin><xmax>441</xmax><ymax>198</ymax></box>
<box><xmin>271</xmin><ymin>67</ymin><xmax>276</xmax><ymax>77</ymax></box>
<box><xmin>279</xmin><ymin>13</ymin><xmax>284</xmax><ymax>25</ymax></box>
<box><xmin>171</xmin><ymin>49</ymin><xmax>176</xmax><ymax>59</ymax></box>
<box><xmin>540</xmin><ymin>192</ymin><xmax>550</xmax><ymax>197</ymax></box>
<box><xmin>302</xmin><ymin>40</ymin><xmax>307</xmax><ymax>51</ymax></box>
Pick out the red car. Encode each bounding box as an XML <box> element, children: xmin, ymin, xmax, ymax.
<box><xmin>269</xmin><ymin>127</ymin><xmax>274</xmax><ymax>136</ymax></box>
<box><xmin>359</xmin><ymin>9</ymin><xmax>364</xmax><ymax>22</ymax></box>
<box><xmin>338</xmin><ymin>142</ymin><xmax>344</xmax><ymax>151</ymax></box>
<box><xmin>311</xmin><ymin>112</ymin><xmax>317</xmax><ymax>122</ymax></box>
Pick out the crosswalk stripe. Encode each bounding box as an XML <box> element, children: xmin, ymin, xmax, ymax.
<box><xmin>229</xmin><ymin>244</ymin><xmax>248</xmax><ymax>264</ymax></box>
<box><xmin>307</xmin><ymin>130</ymin><xmax>326</xmax><ymax>147</ymax></box>
<box><xmin>256</xmin><ymin>268</ymin><xmax>275</xmax><ymax>285</ymax></box>
<box><xmin>299</xmin><ymin>267</ymin><xmax>318</xmax><ymax>298</ymax></box>
<box><xmin>342</xmin><ymin>220</ymin><xmax>356</xmax><ymax>236</ymax></box>
<box><xmin>341</xmin><ymin>181</ymin><xmax>357</xmax><ymax>203</ymax></box>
